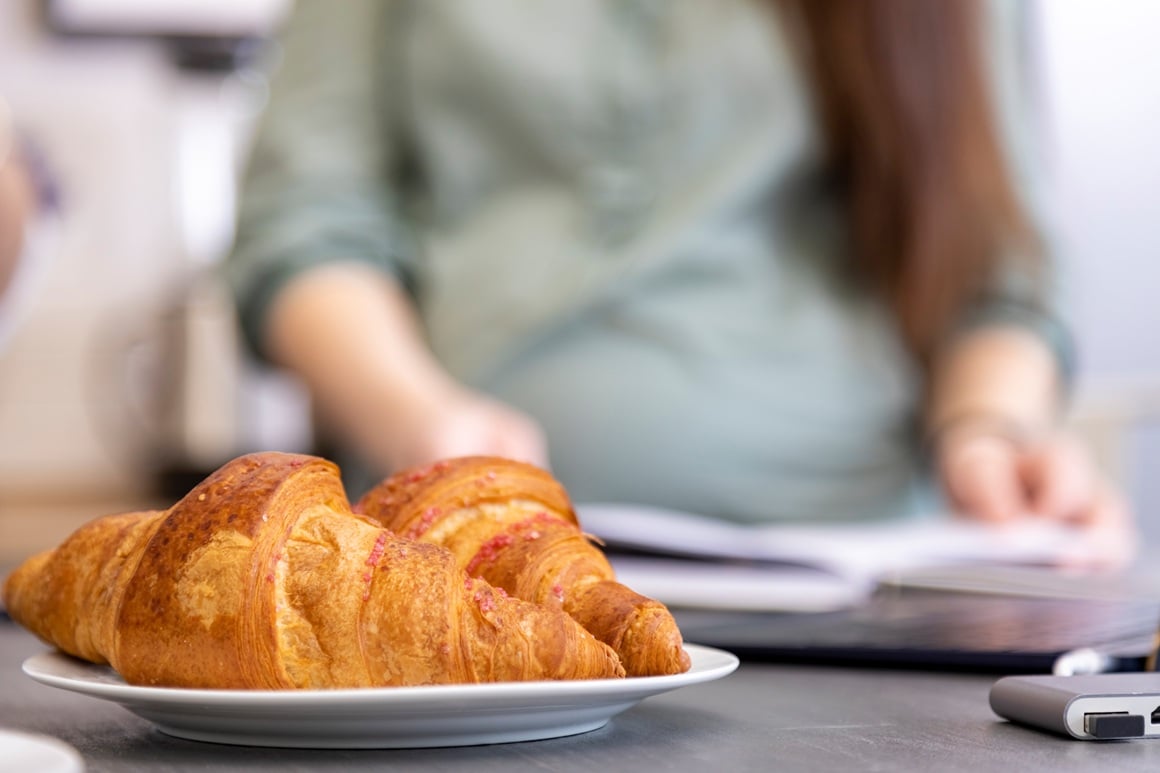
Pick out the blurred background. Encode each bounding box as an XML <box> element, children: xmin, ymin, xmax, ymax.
<box><xmin>1</xmin><ymin>0</ymin><xmax>1158</xmax><ymax>560</ymax></box>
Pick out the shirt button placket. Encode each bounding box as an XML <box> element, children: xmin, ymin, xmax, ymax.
<box><xmin>584</xmin><ymin>164</ymin><xmax>653</xmax><ymax>247</ymax></box>
<box><xmin>584</xmin><ymin>0</ymin><xmax>664</xmax><ymax>250</ymax></box>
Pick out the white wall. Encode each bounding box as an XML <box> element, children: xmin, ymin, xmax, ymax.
<box><xmin>1037</xmin><ymin>0</ymin><xmax>1160</xmax><ymax>542</ymax></box>
<box><xmin>1038</xmin><ymin>0</ymin><xmax>1160</xmax><ymax>378</ymax></box>
<box><xmin>0</xmin><ymin>1</ymin><xmax>302</xmax><ymax>503</ymax></box>
<box><xmin>0</xmin><ymin>3</ymin><xmax>182</xmax><ymax>498</ymax></box>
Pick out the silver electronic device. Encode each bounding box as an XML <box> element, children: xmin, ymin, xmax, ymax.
<box><xmin>990</xmin><ymin>673</ymin><xmax>1160</xmax><ymax>740</ymax></box>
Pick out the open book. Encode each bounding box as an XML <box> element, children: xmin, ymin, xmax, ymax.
<box><xmin>576</xmin><ymin>503</ymin><xmax>1101</xmax><ymax>612</ymax></box>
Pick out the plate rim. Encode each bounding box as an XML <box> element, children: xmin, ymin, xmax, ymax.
<box><xmin>20</xmin><ymin>643</ymin><xmax>738</xmax><ymax>748</ymax></box>
<box><xmin>22</xmin><ymin>643</ymin><xmax>739</xmax><ymax>707</ymax></box>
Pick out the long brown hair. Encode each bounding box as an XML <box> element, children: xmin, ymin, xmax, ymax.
<box><xmin>781</xmin><ymin>0</ymin><xmax>1041</xmax><ymax>361</ymax></box>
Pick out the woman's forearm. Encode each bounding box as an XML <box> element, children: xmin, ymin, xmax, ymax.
<box><xmin>264</xmin><ymin>262</ymin><xmax>460</xmax><ymax>466</ymax></box>
<box><xmin>926</xmin><ymin>326</ymin><xmax>1063</xmax><ymax>442</ymax></box>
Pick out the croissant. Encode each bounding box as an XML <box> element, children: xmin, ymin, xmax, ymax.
<box><xmin>355</xmin><ymin>456</ymin><xmax>691</xmax><ymax>677</ymax></box>
<box><xmin>2</xmin><ymin>452</ymin><xmax>625</xmax><ymax>688</ymax></box>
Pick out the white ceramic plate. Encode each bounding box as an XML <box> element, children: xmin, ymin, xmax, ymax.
<box><xmin>23</xmin><ymin>644</ymin><xmax>738</xmax><ymax>749</ymax></box>
<box><xmin>0</xmin><ymin>729</ymin><xmax>84</xmax><ymax>773</ymax></box>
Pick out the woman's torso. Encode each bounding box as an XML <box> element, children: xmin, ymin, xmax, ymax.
<box><xmin>388</xmin><ymin>1</ymin><xmax>929</xmax><ymax>521</ymax></box>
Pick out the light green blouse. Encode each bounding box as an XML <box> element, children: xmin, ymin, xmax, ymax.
<box><xmin>225</xmin><ymin>0</ymin><xmax>1068</xmax><ymax>521</ymax></box>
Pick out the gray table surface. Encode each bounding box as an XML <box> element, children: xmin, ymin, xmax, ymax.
<box><xmin>3</xmin><ymin>618</ymin><xmax>1160</xmax><ymax>772</ymax></box>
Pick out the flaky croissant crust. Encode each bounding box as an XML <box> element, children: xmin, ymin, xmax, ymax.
<box><xmin>3</xmin><ymin>452</ymin><xmax>625</xmax><ymax>688</ymax></box>
<box><xmin>357</xmin><ymin>456</ymin><xmax>691</xmax><ymax>677</ymax></box>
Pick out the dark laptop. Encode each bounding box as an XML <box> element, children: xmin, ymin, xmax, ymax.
<box><xmin>671</xmin><ymin>585</ymin><xmax>1160</xmax><ymax>674</ymax></box>
<box><xmin>581</xmin><ymin>503</ymin><xmax>1160</xmax><ymax>673</ymax></box>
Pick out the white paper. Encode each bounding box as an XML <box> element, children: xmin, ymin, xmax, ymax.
<box><xmin>577</xmin><ymin>502</ymin><xmax>1100</xmax><ymax>611</ymax></box>
<box><xmin>606</xmin><ymin>555</ymin><xmax>871</xmax><ymax>613</ymax></box>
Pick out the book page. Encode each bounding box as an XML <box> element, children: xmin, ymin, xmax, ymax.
<box><xmin>577</xmin><ymin>503</ymin><xmax>1100</xmax><ymax>610</ymax></box>
<box><xmin>605</xmin><ymin>555</ymin><xmax>872</xmax><ymax>612</ymax></box>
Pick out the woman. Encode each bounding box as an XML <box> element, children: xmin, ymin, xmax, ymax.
<box><xmin>225</xmin><ymin>0</ymin><xmax>1132</xmax><ymax>559</ymax></box>
<box><xmin>0</xmin><ymin>96</ymin><xmax>34</xmax><ymax>305</ymax></box>
<box><xmin>0</xmin><ymin>95</ymin><xmax>56</xmax><ymax>350</ymax></box>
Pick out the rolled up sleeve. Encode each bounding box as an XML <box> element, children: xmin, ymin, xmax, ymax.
<box><xmin>223</xmin><ymin>0</ymin><xmax>419</xmax><ymax>360</ymax></box>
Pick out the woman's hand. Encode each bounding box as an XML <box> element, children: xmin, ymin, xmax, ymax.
<box><xmin>377</xmin><ymin>384</ymin><xmax>550</xmax><ymax>473</ymax></box>
<box><xmin>265</xmin><ymin>263</ymin><xmax>550</xmax><ymax>477</ymax></box>
<box><xmin>936</xmin><ymin>421</ymin><xmax>1136</xmax><ymax>568</ymax></box>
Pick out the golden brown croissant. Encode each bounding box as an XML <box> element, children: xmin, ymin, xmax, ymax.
<box><xmin>355</xmin><ymin>456</ymin><xmax>691</xmax><ymax>677</ymax></box>
<box><xmin>3</xmin><ymin>452</ymin><xmax>624</xmax><ymax>688</ymax></box>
